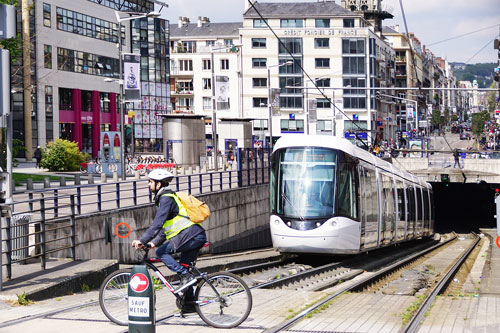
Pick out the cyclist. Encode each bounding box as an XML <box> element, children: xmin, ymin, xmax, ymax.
<box><xmin>132</xmin><ymin>169</ymin><xmax>207</xmax><ymax>312</ymax></box>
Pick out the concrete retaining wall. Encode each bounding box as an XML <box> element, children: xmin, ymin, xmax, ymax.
<box><xmin>46</xmin><ymin>184</ymin><xmax>271</xmax><ymax>263</ymax></box>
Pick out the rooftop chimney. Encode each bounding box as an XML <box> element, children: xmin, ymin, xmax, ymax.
<box><xmin>178</xmin><ymin>16</ymin><xmax>183</xmax><ymax>28</ymax></box>
<box><xmin>395</xmin><ymin>24</ymin><xmax>399</xmax><ymax>32</ymax></box>
<box><xmin>197</xmin><ymin>16</ymin><xmax>202</xmax><ymax>28</ymax></box>
<box><xmin>245</xmin><ymin>0</ymin><xmax>256</xmax><ymax>11</ymax></box>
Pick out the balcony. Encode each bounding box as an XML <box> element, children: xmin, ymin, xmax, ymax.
<box><xmin>172</xmin><ymin>89</ymin><xmax>194</xmax><ymax>96</ymax></box>
<box><xmin>170</xmin><ymin>67</ymin><xmax>194</xmax><ymax>76</ymax></box>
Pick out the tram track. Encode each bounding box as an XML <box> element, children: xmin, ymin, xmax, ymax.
<box><xmin>263</xmin><ymin>232</ymin><xmax>482</xmax><ymax>333</ymax></box>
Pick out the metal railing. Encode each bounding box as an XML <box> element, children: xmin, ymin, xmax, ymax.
<box><xmin>0</xmin><ymin>148</ymin><xmax>270</xmax><ymax>287</ymax></box>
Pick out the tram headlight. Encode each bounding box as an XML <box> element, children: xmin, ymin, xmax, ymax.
<box><xmin>274</xmin><ymin>219</ymin><xmax>280</xmax><ymax>225</ymax></box>
<box><xmin>286</xmin><ymin>221</ymin><xmax>292</xmax><ymax>227</ymax></box>
<box><xmin>315</xmin><ymin>222</ymin><xmax>321</xmax><ymax>228</ymax></box>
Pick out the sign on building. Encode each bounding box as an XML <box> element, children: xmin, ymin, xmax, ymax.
<box><xmin>271</xmin><ymin>88</ymin><xmax>280</xmax><ymax>115</ymax></box>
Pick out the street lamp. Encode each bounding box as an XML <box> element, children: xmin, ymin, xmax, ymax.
<box><xmin>114</xmin><ymin>10</ymin><xmax>160</xmax><ymax>180</ymax></box>
<box><xmin>210</xmin><ymin>43</ymin><xmax>241</xmax><ymax>171</ymax></box>
<box><xmin>267</xmin><ymin>61</ymin><xmax>293</xmax><ymax>150</ymax></box>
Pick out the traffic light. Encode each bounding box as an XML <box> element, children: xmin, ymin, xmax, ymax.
<box><xmin>0</xmin><ymin>172</ymin><xmax>8</xmax><ymax>204</ymax></box>
<box><xmin>375</xmin><ymin>91</ymin><xmax>380</xmax><ymax>99</ymax></box>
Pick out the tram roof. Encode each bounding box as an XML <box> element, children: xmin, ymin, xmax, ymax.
<box><xmin>273</xmin><ymin>135</ymin><xmax>430</xmax><ymax>188</ymax></box>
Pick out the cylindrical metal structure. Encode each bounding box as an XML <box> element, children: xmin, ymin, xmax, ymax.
<box><xmin>161</xmin><ymin>115</ymin><xmax>205</xmax><ymax>168</ymax></box>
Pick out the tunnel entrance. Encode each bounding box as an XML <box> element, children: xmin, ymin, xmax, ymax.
<box><xmin>431</xmin><ymin>182</ymin><xmax>498</xmax><ymax>233</ymax></box>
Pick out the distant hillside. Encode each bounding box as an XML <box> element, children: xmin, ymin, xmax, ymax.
<box><xmin>452</xmin><ymin>62</ymin><xmax>495</xmax><ymax>88</ymax></box>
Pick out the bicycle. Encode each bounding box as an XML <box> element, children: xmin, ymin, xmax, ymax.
<box><xmin>99</xmin><ymin>244</ymin><xmax>252</xmax><ymax>328</ymax></box>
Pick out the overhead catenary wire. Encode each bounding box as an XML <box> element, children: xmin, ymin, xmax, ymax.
<box><xmin>246</xmin><ymin>0</ymin><xmax>371</xmax><ymax>149</ymax></box>
<box><xmin>464</xmin><ymin>35</ymin><xmax>499</xmax><ymax>64</ymax></box>
<box><xmin>427</xmin><ymin>24</ymin><xmax>500</xmax><ymax>46</ymax></box>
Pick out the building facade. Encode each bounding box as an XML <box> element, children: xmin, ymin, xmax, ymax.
<box><xmin>12</xmin><ymin>0</ymin><xmax>169</xmax><ymax>158</ymax></box>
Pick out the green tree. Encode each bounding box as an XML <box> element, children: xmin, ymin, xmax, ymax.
<box><xmin>40</xmin><ymin>139</ymin><xmax>89</xmax><ymax>171</ymax></box>
<box><xmin>451</xmin><ymin>115</ymin><xmax>458</xmax><ymax>122</ymax></box>
<box><xmin>471</xmin><ymin>111</ymin><xmax>490</xmax><ymax>138</ymax></box>
<box><xmin>486</xmin><ymin>82</ymin><xmax>497</xmax><ymax>114</ymax></box>
<box><xmin>443</xmin><ymin>108</ymin><xmax>450</xmax><ymax>125</ymax></box>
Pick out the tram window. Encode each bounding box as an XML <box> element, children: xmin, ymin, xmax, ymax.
<box><xmin>337</xmin><ymin>162</ymin><xmax>358</xmax><ymax>220</ymax></box>
<box><xmin>406</xmin><ymin>186</ymin><xmax>415</xmax><ymax>222</ymax></box>
<box><xmin>365</xmin><ymin>168</ymin><xmax>378</xmax><ymax>223</ymax></box>
<box><xmin>423</xmin><ymin>189</ymin><xmax>429</xmax><ymax>221</ymax></box>
<box><xmin>416</xmin><ymin>187</ymin><xmax>423</xmax><ymax>222</ymax></box>
<box><xmin>396</xmin><ymin>180</ymin><xmax>405</xmax><ymax>221</ymax></box>
<box><xmin>275</xmin><ymin>147</ymin><xmax>337</xmax><ymax>218</ymax></box>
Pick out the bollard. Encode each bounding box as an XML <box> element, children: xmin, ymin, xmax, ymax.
<box><xmin>128</xmin><ymin>265</ymin><xmax>155</xmax><ymax>332</ymax></box>
<box><xmin>187</xmin><ymin>166</ymin><xmax>193</xmax><ymax>174</ymax></box>
<box><xmin>44</xmin><ymin>177</ymin><xmax>51</xmax><ymax>188</ymax></box>
<box><xmin>173</xmin><ymin>167</ymin><xmax>178</xmax><ymax>176</ymax></box>
<box><xmin>60</xmin><ymin>177</ymin><xmax>66</xmax><ymax>187</ymax></box>
<box><xmin>101</xmin><ymin>173</ymin><xmax>107</xmax><ymax>183</ymax></box>
<box><xmin>27</xmin><ymin>178</ymin><xmax>33</xmax><ymax>190</ymax></box>
<box><xmin>88</xmin><ymin>174</ymin><xmax>94</xmax><ymax>184</ymax></box>
<box><xmin>135</xmin><ymin>171</ymin><xmax>140</xmax><ymax>179</ymax></box>
<box><xmin>194</xmin><ymin>166</ymin><xmax>200</xmax><ymax>174</ymax></box>
<box><xmin>74</xmin><ymin>174</ymin><xmax>81</xmax><ymax>185</ymax></box>
<box><xmin>113</xmin><ymin>172</ymin><xmax>118</xmax><ymax>182</ymax></box>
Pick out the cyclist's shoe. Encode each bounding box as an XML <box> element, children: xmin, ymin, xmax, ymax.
<box><xmin>181</xmin><ymin>304</ymin><xmax>197</xmax><ymax>314</ymax></box>
<box><xmin>175</xmin><ymin>272</ymin><xmax>196</xmax><ymax>293</ymax></box>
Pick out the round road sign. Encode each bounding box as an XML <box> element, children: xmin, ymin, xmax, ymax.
<box><xmin>130</xmin><ymin>273</ymin><xmax>149</xmax><ymax>293</ymax></box>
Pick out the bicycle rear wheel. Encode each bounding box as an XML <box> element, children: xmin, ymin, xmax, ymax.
<box><xmin>99</xmin><ymin>269</ymin><xmax>131</xmax><ymax>326</ymax></box>
<box><xmin>194</xmin><ymin>272</ymin><xmax>252</xmax><ymax>328</ymax></box>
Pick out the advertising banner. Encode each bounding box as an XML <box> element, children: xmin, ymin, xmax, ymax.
<box><xmin>271</xmin><ymin>88</ymin><xmax>281</xmax><ymax>115</ymax></box>
<box><xmin>215</xmin><ymin>76</ymin><xmax>229</xmax><ymax>103</ymax></box>
<box><xmin>123</xmin><ymin>54</ymin><xmax>141</xmax><ymax>102</ymax></box>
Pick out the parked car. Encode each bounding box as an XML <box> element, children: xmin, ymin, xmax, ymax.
<box><xmin>488</xmin><ymin>152</ymin><xmax>500</xmax><ymax>159</ymax></box>
<box><xmin>459</xmin><ymin>132</ymin><xmax>470</xmax><ymax>140</ymax></box>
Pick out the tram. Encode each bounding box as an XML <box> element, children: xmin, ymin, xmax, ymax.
<box><xmin>269</xmin><ymin>135</ymin><xmax>434</xmax><ymax>255</ymax></box>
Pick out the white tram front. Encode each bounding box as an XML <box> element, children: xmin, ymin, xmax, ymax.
<box><xmin>269</xmin><ymin>135</ymin><xmax>434</xmax><ymax>255</ymax></box>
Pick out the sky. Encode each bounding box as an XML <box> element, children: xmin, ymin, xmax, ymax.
<box><xmin>160</xmin><ymin>0</ymin><xmax>500</xmax><ymax>64</ymax></box>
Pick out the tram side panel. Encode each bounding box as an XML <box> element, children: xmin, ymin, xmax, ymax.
<box><xmin>395</xmin><ymin>177</ymin><xmax>406</xmax><ymax>242</ymax></box>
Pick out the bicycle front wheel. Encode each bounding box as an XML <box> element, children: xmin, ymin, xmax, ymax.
<box><xmin>195</xmin><ymin>272</ymin><xmax>252</xmax><ymax>328</ymax></box>
<box><xmin>99</xmin><ymin>269</ymin><xmax>131</xmax><ymax>326</ymax></box>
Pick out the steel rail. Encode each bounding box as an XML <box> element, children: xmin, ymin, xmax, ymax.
<box><xmin>402</xmin><ymin>232</ymin><xmax>481</xmax><ymax>333</ymax></box>
<box><xmin>265</xmin><ymin>233</ymin><xmax>457</xmax><ymax>333</ymax></box>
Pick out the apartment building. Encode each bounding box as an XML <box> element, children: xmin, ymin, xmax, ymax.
<box><xmin>12</xmin><ymin>0</ymin><xmax>169</xmax><ymax>158</ymax></box>
<box><xmin>241</xmin><ymin>0</ymin><xmax>395</xmax><ymax>146</ymax></box>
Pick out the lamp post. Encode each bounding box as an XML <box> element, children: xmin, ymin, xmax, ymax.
<box><xmin>114</xmin><ymin>10</ymin><xmax>159</xmax><ymax>180</ymax></box>
<box><xmin>267</xmin><ymin>61</ymin><xmax>292</xmax><ymax>150</ymax></box>
<box><xmin>210</xmin><ymin>44</ymin><xmax>241</xmax><ymax>171</ymax></box>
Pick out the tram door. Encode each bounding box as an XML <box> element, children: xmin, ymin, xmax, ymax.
<box><xmin>359</xmin><ymin>162</ymin><xmax>378</xmax><ymax>249</ymax></box>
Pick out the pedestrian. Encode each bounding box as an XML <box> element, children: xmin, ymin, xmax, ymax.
<box><xmin>34</xmin><ymin>146</ymin><xmax>42</xmax><ymax>168</ymax></box>
<box><xmin>453</xmin><ymin>149</ymin><xmax>460</xmax><ymax>168</ymax></box>
<box><xmin>132</xmin><ymin>169</ymin><xmax>207</xmax><ymax>313</ymax></box>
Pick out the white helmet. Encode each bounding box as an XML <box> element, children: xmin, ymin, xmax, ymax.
<box><xmin>148</xmin><ymin>169</ymin><xmax>174</xmax><ymax>184</ymax></box>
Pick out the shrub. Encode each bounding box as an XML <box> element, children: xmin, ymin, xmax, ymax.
<box><xmin>40</xmin><ymin>139</ymin><xmax>89</xmax><ymax>171</ymax></box>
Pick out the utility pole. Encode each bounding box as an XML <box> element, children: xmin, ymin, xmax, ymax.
<box><xmin>21</xmin><ymin>0</ymin><xmax>33</xmax><ymax>160</ymax></box>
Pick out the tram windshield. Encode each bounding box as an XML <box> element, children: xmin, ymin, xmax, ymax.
<box><xmin>272</xmin><ymin>147</ymin><xmax>337</xmax><ymax>219</ymax></box>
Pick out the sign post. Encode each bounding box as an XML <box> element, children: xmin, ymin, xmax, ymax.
<box><xmin>128</xmin><ymin>265</ymin><xmax>155</xmax><ymax>332</ymax></box>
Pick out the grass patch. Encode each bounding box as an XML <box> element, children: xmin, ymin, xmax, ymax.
<box><xmin>13</xmin><ymin>173</ymin><xmax>65</xmax><ymax>186</ymax></box>
<box><xmin>401</xmin><ymin>294</ymin><xmax>426</xmax><ymax>325</ymax></box>
<box><xmin>13</xmin><ymin>292</ymin><xmax>33</xmax><ymax>306</ymax></box>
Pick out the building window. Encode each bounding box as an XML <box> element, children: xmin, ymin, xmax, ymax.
<box><xmin>253</xmin><ymin>78</ymin><xmax>267</xmax><ymax>88</ymax></box>
<box><xmin>45</xmin><ymin>85</ymin><xmax>53</xmax><ymax>118</ymax></box>
<box><xmin>253</xmin><ymin>19</ymin><xmax>268</xmax><ymax>28</ymax></box>
<box><xmin>179</xmin><ymin>59</ymin><xmax>193</xmax><ymax>71</ymax></box>
<box><xmin>343</xmin><ymin>97</ymin><xmax>366</xmax><ymax>109</ymax></box>
<box><xmin>176</xmin><ymin>81</ymin><xmax>193</xmax><ymax>93</ymax></box>
<box><xmin>314</xmin><ymin>38</ymin><xmax>329</xmax><ymax>48</ymax></box>
<box><xmin>343</xmin><ymin>77</ymin><xmax>366</xmax><ymax>95</ymax></box>
<box><xmin>279</xmin><ymin>38</ymin><xmax>302</xmax><ymax>54</ymax></box>
<box><xmin>206</xmin><ymin>40</ymin><xmax>215</xmax><ymax>47</ymax></box>
<box><xmin>252</xmin><ymin>58</ymin><xmax>267</xmax><ymax>68</ymax></box>
<box><xmin>316</xmin><ymin>120</ymin><xmax>332</xmax><ymax>134</ymax></box>
<box><xmin>315</xmin><ymin>58</ymin><xmax>330</xmax><ymax>68</ymax></box>
<box><xmin>281</xmin><ymin>19</ymin><xmax>303</xmax><ymax>28</ymax></box>
<box><xmin>57</xmin><ymin>47</ymin><xmax>119</xmax><ymax>78</ymax></box>
<box><xmin>315</xmin><ymin>18</ymin><xmax>330</xmax><ymax>28</ymax></box>
<box><xmin>280</xmin><ymin>119</ymin><xmax>304</xmax><ymax>132</ymax></box>
<box><xmin>344</xmin><ymin>120</ymin><xmax>367</xmax><ymax>130</ymax></box>
<box><xmin>343</xmin><ymin>19</ymin><xmax>355</xmax><ymax>28</ymax></box>
<box><xmin>100</xmin><ymin>92</ymin><xmax>110</xmax><ymax>113</ymax></box>
<box><xmin>203</xmin><ymin>97</ymin><xmax>212</xmax><ymax>110</ymax></box>
<box><xmin>317</xmin><ymin>98</ymin><xmax>331</xmax><ymax>108</ymax></box>
<box><xmin>316</xmin><ymin>78</ymin><xmax>330</xmax><ymax>87</ymax></box>
<box><xmin>220</xmin><ymin>59</ymin><xmax>229</xmax><ymax>70</ymax></box>
<box><xmin>203</xmin><ymin>78</ymin><xmax>211</xmax><ymax>90</ymax></box>
<box><xmin>342</xmin><ymin>38</ymin><xmax>365</xmax><ymax>54</ymax></box>
<box><xmin>253</xmin><ymin>98</ymin><xmax>268</xmax><ymax>107</ymax></box>
<box><xmin>56</xmin><ymin>7</ymin><xmax>124</xmax><ymax>44</ymax></box>
<box><xmin>253</xmin><ymin>119</ymin><xmax>268</xmax><ymax>130</ymax></box>
<box><xmin>342</xmin><ymin>57</ymin><xmax>365</xmax><ymax>74</ymax></box>
<box><xmin>59</xmin><ymin>88</ymin><xmax>73</xmax><ymax>110</ymax></box>
<box><xmin>252</xmin><ymin>38</ymin><xmax>266</xmax><ymax>48</ymax></box>
<box><xmin>44</xmin><ymin>45</ymin><xmax>52</xmax><ymax>69</ymax></box>
<box><xmin>43</xmin><ymin>3</ymin><xmax>51</xmax><ymax>27</ymax></box>
<box><xmin>279</xmin><ymin>96</ymin><xmax>303</xmax><ymax>109</ymax></box>
<box><xmin>202</xmin><ymin>59</ymin><xmax>211</xmax><ymax>70</ymax></box>
<box><xmin>175</xmin><ymin>41</ymin><xmax>196</xmax><ymax>53</ymax></box>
